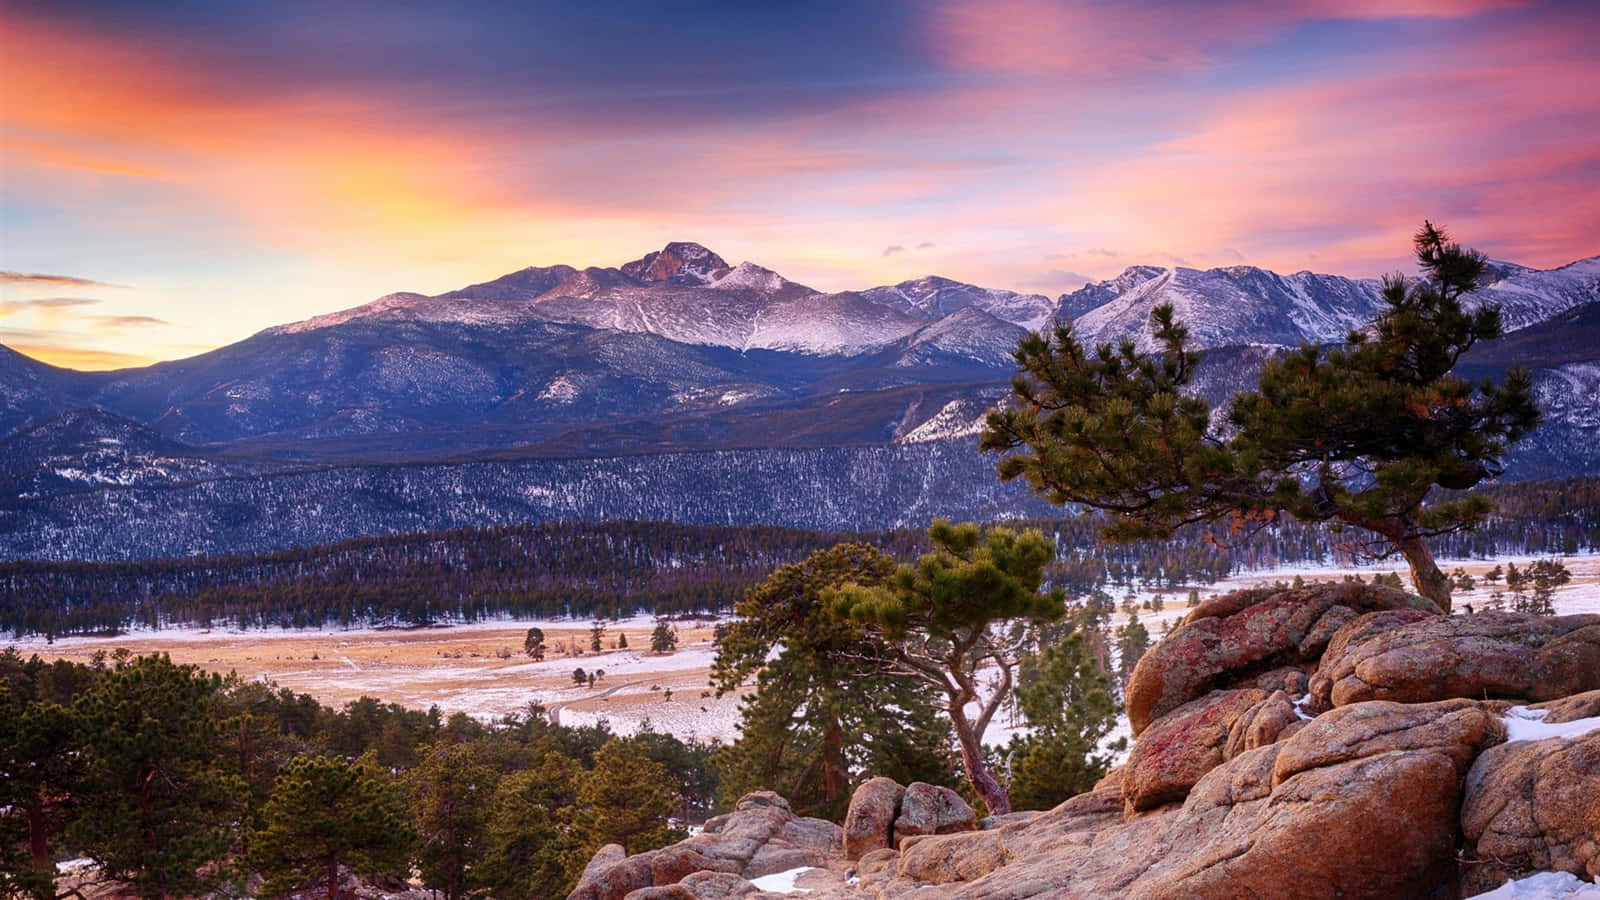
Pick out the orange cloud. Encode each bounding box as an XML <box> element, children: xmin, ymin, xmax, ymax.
<box><xmin>5</xmin><ymin>343</ymin><xmax>157</xmax><ymax>371</ymax></box>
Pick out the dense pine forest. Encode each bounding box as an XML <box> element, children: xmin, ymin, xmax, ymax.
<box><xmin>4</xmin><ymin>478</ymin><xmax>1595</xmax><ymax>639</ymax></box>
<box><xmin>0</xmin><ymin>648</ymin><xmax>726</xmax><ymax>899</ymax></box>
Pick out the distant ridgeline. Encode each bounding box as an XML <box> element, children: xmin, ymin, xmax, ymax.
<box><xmin>4</xmin><ymin>478</ymin><xmax>1595</xmax><ymax>639</ymax></box>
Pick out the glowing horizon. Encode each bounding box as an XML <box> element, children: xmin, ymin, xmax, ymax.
<box><xmin>3</xmin><ymin>0</ymin><xmax>1597</xmax><ymax>370</ymax></box>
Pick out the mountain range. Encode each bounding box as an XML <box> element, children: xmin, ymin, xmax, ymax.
<box><xmin>1</xmin><ymin>241</ymin><xmax>1596</xmax><ymax>560</ymax></box>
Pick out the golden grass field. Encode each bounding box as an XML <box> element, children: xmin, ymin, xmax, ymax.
<box><xmin>13</xmin><ymin>555</ymin><xmax>1598</xmax><ymax>743</ymax></box>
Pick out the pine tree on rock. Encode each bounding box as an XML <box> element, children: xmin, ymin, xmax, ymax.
<box><xmin>982</xmin><ymin>223</ymin><xmax>1540</xmax><ymax>611</ymax></box>
<box><xmin>712</xmin><ymin>543</ymin><xmax>957</xmax><ymax>820</ymax></box>
<box><xmin>829</xmin><ymin>521</ymin><xmax>1066</xmax><ymax>816</ymax></box>
<box><xmin>249</xmin><ymin>752</ymin><xmax>415</xmax><ymax>900</ymax></box>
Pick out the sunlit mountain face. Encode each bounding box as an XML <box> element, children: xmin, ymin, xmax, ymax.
<box><xmin>2</xmin><ymin>238</ymin><xmax>1595</xmax><ymax>560</ymax></box>
<box><xmin>2</xmin><ymin>1</ymin><xmax>1597</xmax><ymax>370</ymax></box>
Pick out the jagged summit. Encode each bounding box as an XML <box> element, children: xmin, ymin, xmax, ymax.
<box><xmin>235</xmin><ymin>247</ymin><xmax>1599</xmax><ymax>376</ymax></box>
<box><xmin>860</xmin><ymin>275</ymin><xmax>1056</xmax><ymax>331</ymax></box>
<box><xmin>620</xmin><ymin>241</ymin><xmax>731</xmax><ymax>285</ymax></box>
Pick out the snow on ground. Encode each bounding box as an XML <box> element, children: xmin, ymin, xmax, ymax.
<box><xmin>1194</xmin><ymin>554</ymin><xmax>1600</xmax><ymax>618</ymax></box>
<box><xmin>1502</xmin><ymin>707</ymin><xmax>1600</xmax><ymax>743</ymax></box>
<box><xmin>748</xmin><ymin>866</ymin><xmax>817</xmax><ymax>893</ymax></box>
<box><xmin>554</xmin><ymin>682</ymin><xmax>747</xmax><ymax>744</ymax></box>
<box><xmin>8</xmin><ymin>554</ymin><xmax>1599</xmax><ymax>748</ymax></box>
<box><xmin>55</xmin><ymin>858</ymin><xmax>94</xmax><ymax>875</ymax></box>
<box><xmin>4</xmin><ymin>611</ymin><xmax>676</xmax><ymax>652</ymax></box>
<box><xmin>504</xmin><ymin>646</ymin><xmax>719</xmax><ymax>678</ymax></box>
<box><xmin>1468</xmin><ymin>871</ymin><xmax>1600</xmax><ymax>898</ymax></box>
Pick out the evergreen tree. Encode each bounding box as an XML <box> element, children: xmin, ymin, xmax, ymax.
<box><xmin>651</xmin><ymin>621</ymin><xmax>679</xmax><ymax>653</ymax></box>
<box><xmin>474</xmin><ymin>742</ymin><xmax>582</xmax><ymax>899</ymax></box>
<box><xmin>210</xmin><ymin>677</ymin><xmax>308</xmax><ymax>850</ymax></box>
<box><xmin>409</xmin><ymin>742</ymin><xmax>499</xmax><ymax>900</ymax></box>
<box><xmin>712</xmin><ymin>543</ymin><xmax>956</xmax><ymax>819</ymax></box>
<box><xmin>1518</xmin><ymin>559</ymin><xmax>1570</xmax><ymax>615</ymax></box>
<box><xmin>983</xmin><ymin>223</ymin><xmax>1540</xmax><ymax>610</ymax></box>
<box><xmin>249</xmin><ymin>753</ymin><xmax>415</xmax><ymax>900</ymax></box>
<box><xmin>590</xmin><ymin>620</ymin><xmax>607</xmax><ymax>653</ymax></box>
<box><xmin>573</xmin><ymin>738</ymin><xmax>681</xmax><ymax>855</ymax></box>
<box><xmin>524</xmin><ymin>626</ymin><xmax>546</xmax><ymax>659</ymax></box>
<box><xmin>829</xmin><ymin>521</ymin><xmax>1066</xmax><ymax>815</ymax></box>
<box><xmin>1115</xmin><ymin>612</ymin><xmax>1151</xmax><ymax>690</ymax></box>
<box><xmin>1005</xmin><ymin>618</ymin><xmax>1120</xmax><ymax>810</ymax></box>
<box><xmin>0</xmin><ymin>684</ymin><xmax>82</xmax><ymax>900</ymax></box>
<box><xmin>69</xmin><ymin>654</ymin><xmax>244</xmax><ymax>899</ymax></box>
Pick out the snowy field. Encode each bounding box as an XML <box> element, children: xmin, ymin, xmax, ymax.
<box><xmin>8</xmin><ymin>554</ymin><xmax>1599</xmax><ymax>747</ymax></box>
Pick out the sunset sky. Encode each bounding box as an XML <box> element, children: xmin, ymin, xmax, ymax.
<box><xmin>2</xmin><ymin>0</ymin><xmax>1596</xmax><ymax>369</ymax></box>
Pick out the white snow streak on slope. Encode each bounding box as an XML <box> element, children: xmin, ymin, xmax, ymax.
<box><xmin>1501</xmin><ymin>707</ymin><xmax>1600</xmax><ymax>743</ymax></box>
<box><xmin>1468</xmin><ymin>871</ymin><xmax>1600</xmax><ymax>899</ymax></box>
<box><xmin>748</xmin><ymin>867</ymin><xmax>817</xmax><ymax>893</ymax></box>
<box><xmin>898</xmin><ymin>400</ymin><xmax>985</xmax><ymax>443</ymax></box>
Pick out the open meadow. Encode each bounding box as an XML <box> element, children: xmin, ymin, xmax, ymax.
<box><xmin>12</xmin><ymin>554</ymin><xmax>1599</xmax><ymax>745</ymax></box>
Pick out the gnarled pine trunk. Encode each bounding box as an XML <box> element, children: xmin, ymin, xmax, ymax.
<box><xmin>1335</xmin><ymin>510</ymin><xmax>1453</xmax><ymax>613</ymax></box>
<box><xmin>1397</xmin><ymin>533</ymin><xmax>1452</xmax><ymax>613</ymax></box>
<box><xmin>950</xmin><ymin>707</ymin><xmax>1010</xmax><ymax>816</ymax></box>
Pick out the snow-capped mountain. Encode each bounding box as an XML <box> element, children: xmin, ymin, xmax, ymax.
<box><xmin>859</xmin><ymin>276</ymin><xmax>1056</xmax><ymax>331</ymax></box>
<box><xmin>620</xmin><ymin>241</ymin><xmax>731</xmax><ymax>285</ymax></box>
<box><xmin>1064</xmin><ymin>255</ymin><xmax>1600</xmax><ymax>351</ymax></box>
<box><xmin>2</xmin><ymin>243</ymin><xmax>1597</xmax><ymax>560</ymax></box>
<box><xmin>270</xmin><ymin>243</ymin><xmax>1058</xmax><ymax>357</ymax></box>
<box><xmin>1066</xmin><ymin>266</ymin><xmax>1388</xmax><ymax>351</ymax></box>
<box><xmin>892</xmin><ymin>306</ymin><xmax>1028</xmax><ymax>369</ymax></box>
<box><xmin>1477</xmin><ymin>257</ymin><xmax>1600</xmax><ymax>332</ymax></box>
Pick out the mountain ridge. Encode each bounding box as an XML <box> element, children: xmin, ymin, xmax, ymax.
<box><xmin>2</xmin><ymin>242</ymin><xmax>1597</xmax><ymax>560</ymax></box>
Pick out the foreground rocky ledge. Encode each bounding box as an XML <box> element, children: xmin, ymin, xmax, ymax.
<box><xmin>570</xmin><ymin>585</ymin><xmax>1600</xmax><ymax>899</ymax></box>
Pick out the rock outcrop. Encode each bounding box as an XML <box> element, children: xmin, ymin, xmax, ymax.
<box><xmin>843</xmin><ymin>777</ymin><xmax>904</xmax><ymax>860</ymax></box>
<box><xmin>866</xmin><ymin>698</ymin><xmax>1504</xmax><ymax>898</ymax></box>
<box><xmin>1124</xmin><ymin>582</ymin><xmax>1438</xmax><ymax>734</ymax></box>
<box><xmin>1120</xmin><ymin>687</ymin><xmax>1269</xmax><ymax>811</ymax></box>
<box><xmin>571</xmin><ymin>586</ymin><xmax>1600</xmax><ymax>900</ymax></box>
<box><xmin>567</xmin><ymin>792</ymin><xmax>843</xmax><ymax>900</ymax></box>
<box><xmin>1461</xmin><ymin>730</ymin><xmax>1600</xmax><ymax>895</ymax></box>
<box><xmin>891</xmin><ymin>782</ymin><xmax>976</xmax><ymax>846</ymax></box>
<box><xmin>1309</xmin><ymin>611</ymin><xmax>1600</xmax><ymax>711</ymax></box>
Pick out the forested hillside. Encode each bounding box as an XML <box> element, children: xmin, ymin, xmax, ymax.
<box><xmin>6</xmin><ymin>478</ymin><xmax>1595</xmax><ymax>638</ymax></box>
<box><xmin>0</xmin><ymin>650</ymin><xmax>722</xmax><ymax>899</ymax></box>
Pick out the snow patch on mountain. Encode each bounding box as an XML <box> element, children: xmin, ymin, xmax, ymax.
<box><xmin>1534</xmin><ymin>362</ymin><xmax>1600</xmax><ymax>429</ymax></box>
<box><xmin>897</xmin><ymin>398</ymin><xmax>989</xmax><ymax>443</ymax></box>
<box><xmin>1476</xmin><ymin>255</ymin><xmax>1600</xmax><ymax>331</ymax></box>
<box><xmin>861</xmin><ymin>275</ymin><xmax>1056</xmax><ymax>330</ymax></box>
<box><xmin>1068</xmin><ymin>266</ymin><xmax>1386</xmax><ymax>351</ymax></box>
<box><xmin>895</xmin><ymin>306</ymin><xmax>1027</xmax><ymax>368</ymax></box>
<box><xmin>708</xmin><ymin>261</ymin><xmax>806</xmax><ymax>296</ymax></box>
<box><xmin>537</xmin><ymin>375</ymin><xmax>581</xmax><ymax>403</ymax></box>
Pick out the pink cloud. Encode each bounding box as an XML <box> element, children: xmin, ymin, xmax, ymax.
<box><xmin>929</xmin><ymin>0</ymin><xmax>1538</xmax><ymax>77</ymax></box>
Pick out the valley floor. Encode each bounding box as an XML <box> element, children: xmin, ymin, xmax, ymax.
<box><xmin>10</xmin><ymin>554</ymin><xmax>1599</xmax><ymax>745</ymax></box>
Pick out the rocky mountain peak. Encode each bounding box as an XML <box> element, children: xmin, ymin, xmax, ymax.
<box><xmin>620</xmin><ymin>241</ymin><xmax>731</xmax><ymax>285</ymax></box>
